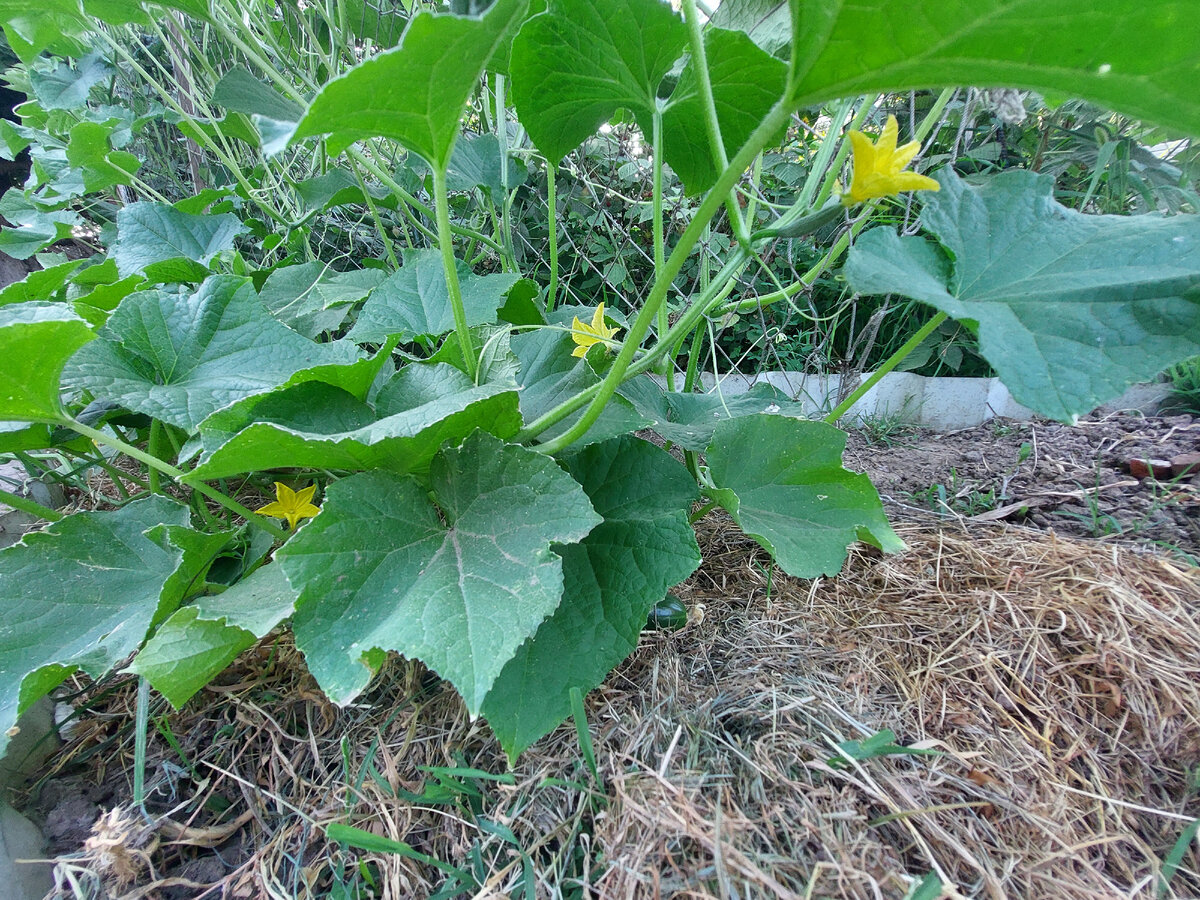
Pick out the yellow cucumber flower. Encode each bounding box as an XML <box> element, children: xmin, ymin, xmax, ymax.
<box><xmin>257</xmin><ymin>481</ymin><xmax>321</xmax><ymax>530</ymax></box>
<box><xmin>570</xmin><ymin>303</ymin><xmax>621</xmax><ymax>358</ymax></box>
<box><xmin>841</xmin><ymin>114</ymin><xmax>940</xmax><ymax>207</ymax></box>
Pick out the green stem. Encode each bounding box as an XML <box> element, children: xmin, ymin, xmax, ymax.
<box><xmin>823</xmin><ymin>311</ymin><xmax>949</xmax><ymax>424</ymax></box>
<box><xmin>59</xmin><ymin>420</ymin><xmax>289</xmax><ymax>540</ymax></box>
<box><xmin>147</xmin><ymin>419</ymin><xmax>164</xmax><ymax>494</ymax></box>
<box><xmin>682</xmin><ymin>0</ymin><xmax>750</xmax><ymax>247</ymax></box>
<box><xmin>349</xmin><ymin>156</ymin><xmax>400</xmax><ymax>269</ymax></box>
<box><xmin>517</xmin><ymin>244</ymin><xmax>752</xmax><ymax>446</ymax></box>
<box><xmin>431</xmin><ymin>167</ymin><xmax>478</xmax><ymax>381</ymax></box>
<box><xmin>651</xmin><ymin>108</ymin><xmax>671</xmax><ymax>386</ymax></box>
<box><xmin>349</xmin><ymin>148</ymin><xmax>507</xmax><ymax>254</ymax></box>
<box><xmin>689</xmin><ymin>499</ymin><xmax>719</xmax><ymax>524</ymax></box>
<box><xmin>546</xmin><ymin>161</ymin><xmax>559</xmax><ymax>310</ymax></box>
<box><xmin>0</xmin><ymin>487</ymin><xmax>63</xmax><ymax>522</ymax></box>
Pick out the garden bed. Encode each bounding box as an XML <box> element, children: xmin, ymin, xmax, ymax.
<box><xmin>15</xmin><ymin>412</ymin><xmax>1200</xmax><ymax>899</ymax></box>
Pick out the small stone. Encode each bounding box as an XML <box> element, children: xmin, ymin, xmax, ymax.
<box><xmin>1128</xmin><ymin>458</ymin><xmax>1172</xmax><ymax>479</ymax></box>
<box><xmin>1170</xmin><ymin>452</ymin><xmax>1200</xmax><ymax>478</ymax></box>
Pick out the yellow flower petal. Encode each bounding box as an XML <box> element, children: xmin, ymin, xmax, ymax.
<box><xmin>257</xmin><ymin>481</ymin><xmax>321</xmax><ymax>530</ymax></box>
<box><xmin>569</xmin><ymin>303</ymin><xmax>621</xmax><ymax>358</ymax></box>
<box><xmin>841</xmin><ymin>114</ymin><xmax>940</xmax><ymax>207</ymax></box>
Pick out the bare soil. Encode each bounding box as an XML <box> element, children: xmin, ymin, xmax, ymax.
<box><xmin>844</xmin><ymin>411</ymin><xmax>1200</xmax><ymax>562</ymax></box>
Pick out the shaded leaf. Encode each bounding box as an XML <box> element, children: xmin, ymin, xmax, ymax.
<box><xmin>258</xmin><ymin>262</ymin><xmax>385</xmax><ymax>338</ymax></box>
<box><xmin>188</xmin><ymin>363</ymin><xmax>521</xmax><ymax>481</ymax></box>
<box><xmin>482</xmin><ymin>435</ymin><xmax>700</xmax><ymax>758</ymax></box>
<box><xmin>706</xmin><ymin>415</ymin><xmax>902</xmax><ymax>577</ymax></box>
<box><xmin>510</xmin><ymin>0</ymin><xmax>685</xmax><ymax>164</ymax></box>
<box><xmin>0</xmin><ymin>497</ymin><xmax>188</xmax><ymax>757</ymax></box>
<box><xmin>292</xmin><ymin>0</ymin><xmax>529</xmax><ymax>167</ymax></box>
<box><xmin>349</xmin><ymin>249</ymin><xmax>518</xmax><ymax>343</ymax></box>
<box><xmin>662</xmin><ymin>27</ymin><xmax>787</xmax><ymax>194</ymax></box>
<box><xmin>111</xmin><ymin>202</ymin><xmax>248</xmax><ymax>282</ymax></box>
<box><xmin>618</xmin><ymin>377</ymin><xmax>807</xmax><ymax>450</ymax></box>
<box><xmin>279</xmin><ymin>431</ymin><xmax>601</xmax><ymax>713</ymax></box>
<box><xmin>511</xmin><ymin>327</ymin><xmax>649</xmax><ymax>445</ymax></box>
<box><xmin>65</xmin><ymin>275</ymin><xmax>361</xmax><ymax>431</ymax></box>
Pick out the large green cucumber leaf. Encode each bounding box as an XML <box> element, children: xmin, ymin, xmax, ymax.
<box><xmin>482</xmin><ymin>435</ymin><xmax>700</xmax><ymax>759</ymax></box>
<box><xmin>348</xmin><ymin>249</ymin><xmax>519</xmax><ymax>343</ymax></box>
<box><xmin>258</xmin><ymin>262</ymin><xmax>386</xmax><ymax>339</ymax></box>
<box><xmin>0</xmin><ymin>259</ymin><xmax>82</xmax><ymax>307</ymax></box>
<box><xmin>278</xmin><ymin>431</ymin><xmax>601</xmax><ymax>713</ymax></box>
<box><xmin>0</xmin><ymin>303</ymin><xmax>94</xmax><ymax>421</ymax></box>
<box><xmin>0</xmin><ymin>197</ymin><xmax>80</xmax><ymax>260</ymax></box>
<box><xmin>511</xmin><ymin>327</ymin><xmax>649</xmax><ymax>445</ymax></box>
<box><xmin>128</xmin><ymin>563</ymin><xmax>297</xmax><ymax>708</ymax></box>
<box><xmin>707</xmin><ymin>415</ymin><xmax>902</xmax><ymax>578</ymax></box>
<box><xmin>0</xmin><ymin>496</ymin><xmax>188</xmax><ymax>758</ymax></box>
<box><xmin>111</xmin><ymin>202</ymin><xmax>248</xmax><ymax>283</ymax></box>
<box><xmin>65</xmin><ymin>275</ymin><xmax>361</xmax><ymax>431</ymax></box>
<box><xmin>187</xmin><ymin>364</ymin><xmax>521</xmax><ymax>481</ymax></box>
<box><xmin>843</xmin><ymin>170</ymin><xmax>1200</xmax><ymax>422</ymax></box>
<box><xmin>66</xmin><ymin>120</ymin><xmax>141</xmax><ymax>194</ymax></box>
<box><xmin>618</xmin><ymin>377</ymin><xmax>808</xmax><ymax>450</ymax></box>
<box><xmin>0</xmin><ymin>2</ymin><xmax>90</xmax><ymax>60</ymax></box>
<box><xmin>786</xmin><ymin>1</ymin><xmax>1200</xmax><ymax>137</ymax></box>
<box><xmin>292</xmin><ymin>0</ymin><xmax>528</xmax><ymax>167</ymax></box>
<box><xmin>211</xmin><ymin>68</ymin><xmax>305</xmax><ymax>123</ymax></box>
<box><xmin>709</xmin><ymin>0</ymin><xmax>791</xmax><ymax>57</ymax></box>
<box><xmin>29</xmin><ymin>51</ymin><xmax>110</xmax><ymax>111</ymax></box>
<box><xmin>661</xmin><ymin>27</ymin><xmax>787</xmax><ymax>194</ymax></box>
<box><xmin>511</xmin><ymin>0</ymin><xmax>685</xmax><ymax>165</ymax></box>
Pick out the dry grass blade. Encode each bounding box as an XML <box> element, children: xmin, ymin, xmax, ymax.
<box><xmin>32</xmin><ymin>517</ymin><xmax>1200</xmax><ymax>899</ymax></box>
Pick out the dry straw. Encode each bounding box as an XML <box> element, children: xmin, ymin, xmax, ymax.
<box><xmin>41</xmin><ymin>515</ymin><xmax>1200</xmax><ymax>899</ymax></box>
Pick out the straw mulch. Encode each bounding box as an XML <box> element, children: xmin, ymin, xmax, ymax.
<box><xmin>39</xmin><ymin>516</ymin><xmax>1200</xmax><ymax>899</ymax></box>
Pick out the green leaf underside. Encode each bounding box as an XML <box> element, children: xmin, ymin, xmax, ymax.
<box><xmin>65</xmin><ymin>276</ymin><xmax>361</xmax><ymax>431</ymax></box>
<box><xmin>844</xmin><ymin>170</ymin><xmax>1200</xmax><ymax>421</ymax></box>
<box><xmin>482</xmin><ymin>435</ymin><xmax>700</xmax><ymax>759</ymax></box>
<box><xmin>259</xmin><ymin>262</ymin><xmax>386</xmax><ymax>339</ymax></box>
<box><xmin>0</xmin><ymin>497</ymin><xmax>188</xmax><ymax>757</ymax></box>
<box><xmin>189</xmin><ymin>365</ymin><xmax>522</xmax><ymax>481</ymax></box>
<box><xmin>349</xmin><ymin>250</ymin><xmax>519</xmax><ymax>343</ymax></box>
<box><xmin>787</xmin><ymin>0</ymin><xmax>1200</xmax><ymax>138</ymax></box>
<box><xmin>662</xmin><ymin>27</ymin><xmax>787</xmax><ymax>194</ymax></box>
<box><xmin>706</xmin><ymin>415</ymin><xmax>902</xmax><ymax>578</ymax></box>
<box><xmin>279</xmin><ymin>431</ymin><xmax>601</xmax><ymax>713</ymax></box>
<box><xmin>292</xmin><ymin>0</ymin><xmax>529</xmax><ymax>166</ymax></box>
<box><xmin>512</xmin><ymin>328</ymin><xmax>650</xmax><ymax>445</ymax></box>
<box><xmin>618</xmin><ymin>377</ymin><xmax>808</xmax><ymax>450</ymax></box>
<box><xmin>511</xmin><ymin>0</ymin><xmax>687</xmax><ymax>165</ymax></box>
<box><xmin>129</xmin><ymin>563</ymin><xmax>297</xmax><ymax>708</ymax></box>
<box><xmin>0</xmin><ymin>303</ymin><xmax>94</xmax><ymax>422</ymax></box>
<box><xmin>111</xmin><ymin>202</ymin><xmax>248</xmax><ymax>280</ymax></box>
<box><xmin>211</xmin><ymin>68</ymin><xmax>304</xmax><ymax>122</ymax></box>
<box><xmin>710</xmin><ymin>0</ymin><xmax>791</xmax><ymax>57</ymax></box>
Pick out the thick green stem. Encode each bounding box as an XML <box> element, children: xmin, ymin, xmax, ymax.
<box><xmin>652</xmin><ymin>109</ymin><xmax>672</xmax><ymax>386</ymax></box>
<box><xmin>823</xmin><ymin>311</ymin><xmax>949</xmax><ymax>424</ymax></box>
<box><xmin>58</xmin><ymin>420</ymin><xmax>289</xmax><ymax>540</ymax></box>
<box><xmin>546</xmin><ymin>162</ymin><xmax>559</xmax><ymax>310</ymax></box>
<box><xmin>682</xmin><ymin>0</ymin><xmax>750</xmax><ymax>247</ymax></box>
<box><xmin>349</xmin><ymin>156</ymin><xmax>400</xmax><ymax>269</ymax></box>
<box><xmin>517</xmin><ymin>243</ymin><xmax>752</xmax><ymax>447</ymax></box>
<box><xmin>0</xmin><ymin>487</ymin><xmax>63</xmax><ymax>522</ymax></box>
<box><xmin>431</xmin><ymin>167</ymin><xmax>478</xmax><ymax>381</ymax></box>
<box><xmin>147</xmin><ymin>419</ymin><xmax>164</xmax><ymax>494</ymax></box>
